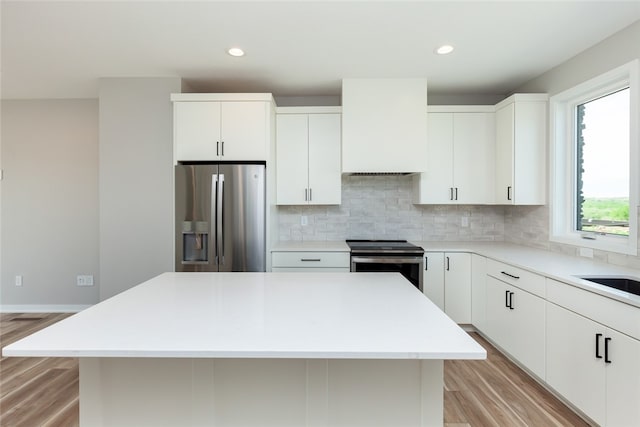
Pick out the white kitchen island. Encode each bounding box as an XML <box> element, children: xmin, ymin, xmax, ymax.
<box><xmin>3</xmin><ymin>272</ymin><xmax>485</xmax><ymax>427</ymax></box>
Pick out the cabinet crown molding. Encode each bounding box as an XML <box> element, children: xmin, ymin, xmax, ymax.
<box><xmin>170</xmin><ymin>93</ymin><xmax>274</xmax><ymax>102</ymax></box>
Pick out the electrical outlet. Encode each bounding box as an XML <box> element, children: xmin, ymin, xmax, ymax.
<box><xmin>461</xmin><ymin>217</ymin><xmax>469</xmax><ymax>227</ymax></box>
<box><xmin>77</xmin><ymin>275</ymin><xmax>94</xmax><ymax>286</ymax></box>
<box><xmin>15</xmin><ymin>275</ymin><xmax>22</xmax><ymax>287</ymax></box>
<box><xmin>301</xmin><ymin>215</ymin><xmax>308</xmax><ymax>226</ymax></box>
<box><xmin>579</xmin><ymin>247</ymin><xmax>594</xmax><ymax>258</ymax></box>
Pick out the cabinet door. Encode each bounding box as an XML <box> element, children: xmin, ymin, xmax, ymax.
<box><xmin>414</xmin><ymin>113</ymin><xmax>454</xmax><ymax>204</ymax></box>
<box><xmin>495</xmin><ymin>103</ymin><xmax>514</xmax><ymax>204</ymax></box>
<box><xmin>175</xmin><ymin>101</ymin><xmax>221</xmax><ymax>161</ymax></box>
<box><xmin>276</xmin><ymin>114</ymin><xmax>309</xmax><ymax>204</ymax></box>
<box><xmin>453</xmin><ymin>113</ymin><xmax>495</xmax><ymax>204</ymax></box>
<box><xmin>308</xmin><ymin>114</ymin><xmax>342</xmax><ymax>205</ymax></box>
<box><xmin>507</xmin><ymin>286</ymin><xmax>545</xmax><ymax>379</ymax></box>
<box><xmin>605</xmin><ymin>328</ymin><xmax>640</xmax><ymax>427</ymax></box>
<box><xmin>471</xmin><ymin>254</ymin><xmax>487</xmax><ymax>332</ymax></box>
<box><xmin>220</xmin><ymin>102</ymin><xmax>268</xmax><ymax>160</ymax></box>
<box><xmin>423</xmin><ymin>252</ymin><xmax>445</xmax><ymax>310</ymax></box>
<box><xmin>512</xmin><ymin>102</ymin><xmax>546</xmax><ymax>205</ymax></box>
<box><xmin>444</xmin><ymin>253</ymin><xmax>471</xmax><ymax>324</ymax></box>
<box><xmin>485</xmin><ymin>276</ymin><xmax>508</xmax><ymax>346</ymax></box>
<box><xmin>546</xmin><ymin>302</ymin><xmax>606</xmax><ymax>426</ymax></box>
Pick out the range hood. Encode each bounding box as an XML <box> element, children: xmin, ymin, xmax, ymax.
<box><xmin>341</xmin><ymin>78</ymin><xmax>428</xmax><ymax>174</ymax></box>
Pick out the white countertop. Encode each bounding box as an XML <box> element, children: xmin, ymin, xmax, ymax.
<box><xmin>2</xmin><ymin>272</ymin><xmax>486</xmax><ymax>360</ymax></box>
<box><xmin>272</xmin><ymin>240</ymin><xmax>640</xmax><ymax>308</ymax></box>
<box><xmin>411</xmin><ymin>241</ymin><xmax>640</xmax><ymax>308</ymax></box>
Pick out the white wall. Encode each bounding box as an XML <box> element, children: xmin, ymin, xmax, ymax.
<box><xmin>506</xmin><ymin>20</ymin><xmax>640</xmax><ymax>269</ymax></box>
<box><xmin>1</xmin><ymin>99</ymin><xmax>99</xmax><ymax>309</ymax></box>
<box><xmin>99</xmin><ymin>78</ymin><xmax>181</xmax><ymax>300</ymax></box>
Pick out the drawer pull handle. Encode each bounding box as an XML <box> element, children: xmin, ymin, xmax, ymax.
<box><xmin>595</xmin><ymin>333</ymin><xmax>603</xmax><ymax>359</ymax></box>
<box><xmin>501</xmin><ymin>271</ymin><xmax>520</xmax><ymax>279</ymax></box>
<box><xmin>300</xmin><ymin>258</ymin><xmax>321</xmax><ymax>262</ymax></box>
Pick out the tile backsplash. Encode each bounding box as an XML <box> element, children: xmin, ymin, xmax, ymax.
<box><xmin>277</xmin><ymin>176</ymin><xmax>640</xmax><ymax>271</ymax></box>
<box><xmin>278</xmin><ymin>175</ymin><xmax>505</xmax><ymax>242</ymax></box>
<box><xmin>505</xmin><ymin>205</ymin><xmax>640</xmax><ymax>270</ymax></box>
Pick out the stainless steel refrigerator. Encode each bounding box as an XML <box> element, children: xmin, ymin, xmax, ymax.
<box><xmin>175</xmin><ymin>163</ymin><xmax>266</xmax><ymax>272</ymax></box>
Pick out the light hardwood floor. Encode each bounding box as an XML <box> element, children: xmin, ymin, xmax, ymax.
<box><xmin>0</xmin><ymin>313</ymin><xmax>590</xmax><ymax>427</ymax></box>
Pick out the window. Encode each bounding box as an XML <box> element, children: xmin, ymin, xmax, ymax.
<box><xmin>550</xmin><ymin>60</ymin><xmax>638</xmax><ymax>255</ymax></box>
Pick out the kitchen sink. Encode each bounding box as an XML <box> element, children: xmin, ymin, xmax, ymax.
<box><xmin>578</xmin><ymin>276</ymin><xmax>640</xmax><ymax>297</ymax></box>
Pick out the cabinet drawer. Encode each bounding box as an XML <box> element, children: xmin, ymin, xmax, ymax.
<box><xmin>272</xmin><ymin>267</ymin><xmax>350</xmax><ymax>273</ymax></box>
<box><xmin>486</xmin><ymin>259</ymin><xmax>545</xmax><ymax>297</ymax></box>
<box><xmin>547</xmin><ymin>278</ymin><xmax>640</xmax><ymax>340</ymax></box>
<box><xmin>272</xmin><ymin>251</ymin><xmax>350</xmax><ymax>268</ymax></box>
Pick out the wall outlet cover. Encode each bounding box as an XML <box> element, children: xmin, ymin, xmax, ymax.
<box><xmin>77</xmin><ymin>275</ymin><xmax>95</xmax><ymax>286</ymax></box>
<box><xmin>579</xmin><ymin>247</ymin><xmax>594</xmax><ymax>258</ymax></box>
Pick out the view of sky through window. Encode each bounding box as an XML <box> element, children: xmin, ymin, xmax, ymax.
<box><xmin>577</xmin><ymin>87</ymin><xmax>630</xmax><ymax>235</ymax></box>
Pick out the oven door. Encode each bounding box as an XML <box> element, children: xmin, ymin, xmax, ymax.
<box><xmin>351</xmin><ymin>256</ymin><xmax>424</xmax><ymax>292</ymax></box>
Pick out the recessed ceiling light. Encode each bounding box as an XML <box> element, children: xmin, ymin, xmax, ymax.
<box><xmin>227</xmin><ymin>47</ymin><xmax>245</xmax><ymax>57</ymax></box>
<box><xmin>435</xmin><ymin>45</ymin><xmax>454</xmax><ymax>55</ymax></box>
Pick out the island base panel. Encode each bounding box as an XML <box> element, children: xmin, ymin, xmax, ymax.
<box><xmin>80</xmin><ymin>358</ymin><xmax>444</xmax><ymax>426</ymax></box>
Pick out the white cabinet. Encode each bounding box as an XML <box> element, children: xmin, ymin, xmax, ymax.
<box><xmin>494</xmin><ymin>94</ymin><xmax>547</xmax><ymax>205</ymax></box>
<box><xmin>173</xmin><ymin>98</ymin><xmax>269</xmax><ymax>161</ymax></box>
<box><xmin>341</xmin><ymin>78</ymin><xmax>428</xmax><ymax>173</ymax></box>
<box><xmin>470</xmin><ymin>254</ymin><xmax>487</xmax><ymax>332</ymax></box>
<box><xmin>271</xmin><ymin>251</ymin><xmax>350</xmax><ymax>272</ymax></box>
<box><xmin>485</xmin><ymin>275</ymin><xmax>545</xmax><ymax>379</ymax></box>
<box><xmin>422</xmin><ymin>252</ymin><xmax>471</xmax><ymax>324</ymax></box>
<box><xmin>276</xmin><ymin>108</ymin><xmax>341</xmax><ymax>205</ymax></box>
<box><xmin>423</xmin><ymin>252</ymin><xmax>445</xmax><ymax>310</ymax></box>
<box><xmin>414</xmin><ymin>108</ymin><xmax>495</xmax><ymax>204</ymax></box>
<box><xmin>546</xmin><ymin>279</ymin><xmax>640</xmax><ymax>426</ymax></box>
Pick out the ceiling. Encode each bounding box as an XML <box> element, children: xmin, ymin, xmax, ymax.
<box><xmin>2</xmin><ymin>1</ymin><xmax>640</xmax><ymax>100</ymax></box>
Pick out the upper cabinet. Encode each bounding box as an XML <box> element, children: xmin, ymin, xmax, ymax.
<box><xmin>341</xmin><ymin>79</ymin><xmax>428</xmax><ymax>173</ymax></box>
<box><xmin>171</xmin><ymin>94</ymin><xmax>273</xmax><ymax>162</ymax></box>
<box><xmin>494</xmin><ymin>94</ymin><xmax>547</xmax><ymax>205</ymax></box>
<box><xmin>413</xmin><ymin>107</ymin><xmax>495</xmax><ymax>204</ymax></box>
<box><xmin>276</xmin><ymin>107</ymin><xmax>342</xmax><ymax>205</ymax></box>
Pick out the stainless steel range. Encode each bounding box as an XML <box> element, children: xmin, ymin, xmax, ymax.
<box><xmin>346</xmin><ymin>240</ymin><xmax>424</xmax><ymax>291</ymax></box>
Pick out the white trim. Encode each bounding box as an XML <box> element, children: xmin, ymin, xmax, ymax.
<box><xmin>170</xmin><ymin>93</ymin><xmax>274</xmax><ymax>102</ymax></box>
<box><xmin>427</xmin><ymin>105</ymin><xmax>494</xmax><ymax>113</ymax></box>
<box><xmin>276</xmin><ymin>106</ymin><xmax>342</xmax><ymax>114</ymax></box>
<box><xmin>495</xmin><ymin>93</ymin><xmax>548</xmax><ymax>110</ymax></box>
<box><xmin>549</xmin><ymin>59</ymin><xmax>639</xmax><ymax>256</ymax></box>
<box><xmin>0</xmin><ymin>304</ymin><xmax>92</xmax><ymax>313</ymax></box>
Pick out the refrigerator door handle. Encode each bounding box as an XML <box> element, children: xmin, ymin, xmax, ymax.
<box><xmin>212</xmin><ymin>174</ymin><xmax>219</xmax><ymax>265</ymax></box>
<box><xmin>218</xmin><ymin>174</ymin><xmax>225</xmax><ymax>265</ymax></box>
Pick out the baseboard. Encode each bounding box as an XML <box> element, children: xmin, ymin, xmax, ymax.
<box><xmin>0</xmin><ymin>304</ymin><xmax>92</xmax><ymax>313</ymax></box>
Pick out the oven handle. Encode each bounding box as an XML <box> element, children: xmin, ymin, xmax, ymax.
<box><xmin>351</xmin><ymin>256</ymin><xmax>423</xmax><ymax>265</ymax></box>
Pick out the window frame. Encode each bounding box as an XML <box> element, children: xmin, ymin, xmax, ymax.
<box><xmin>549</xmin><ymin>60</ymin><xmax>639</xmax><ymax>256</ymax></box>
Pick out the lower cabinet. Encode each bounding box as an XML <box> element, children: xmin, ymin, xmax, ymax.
<box><xmin>423</xmin><ymin>252</ymin><xmax>471</xmax><ymax>324</ymax></box>
<box><xmin>470</xmin><ymin>254</ymin><xmax>487</xmax><ymax>332</ymax></box>
<box><xmin>546</xmin><ymin>300</ymin><xmax>640</xmax><ymax>426</ymax></box>
<box><xmin>271</xmin><ymin>251</ymin><xmax>350</xmax><ymax>272</ymax></box>
<box><xmin>485</xmin><ymin>276</ymin><xmax>545</xmax><ymax>379</ymax></box>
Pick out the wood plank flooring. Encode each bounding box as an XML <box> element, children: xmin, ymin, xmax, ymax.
<box><xmin>0</xmin><ymin>313</ymin><xmax>590</xmax><ymax>427</ymax></box>
<box><xmin>0</xmin><ymin>313</ymin><xmax>78</xmax><ymax>427</ymax></box>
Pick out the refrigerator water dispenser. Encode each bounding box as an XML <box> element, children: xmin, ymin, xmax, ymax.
<box><xmin>182</xmin><ymin>221</ymin><xmax>208</xmax><ymax>263</ymax></box>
